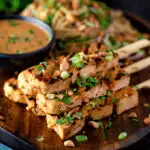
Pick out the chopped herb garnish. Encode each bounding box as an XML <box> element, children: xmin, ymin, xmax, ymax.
<box><xmin>24</xmin><ymin>37</ymin><xmax>30</xmax><ymax>42</ymax></box>
<box><xmin>35</xmin><ymin>136</ymin><xmax>44</xmax><ymax>142</ymax></box>
<box><xmin>68</xmin><ymin>36</ymin><xmax>91</xmax><ymax>43</ymax></box>
<box><xmin>8</xmin><ymin>20</ymin><xmax>19</xmax><ymax>27</ymax></box>
<box><xmin>98</xmin><ymin>121</ymin><xmax>103</xmax><ymax>127</ymax></box>
<box><xmin>37</xmin><ymin>40</ymin><xmax>42</xmax><ymax>45</ymax></box>
<box><xmin>131</xmin><ymin>118</ymin><xmax>139</xmax><ymax>122</ymax></box>
<box><xmin>8</xmin><ymin>35</ymin><xmax>20</xmax><ymax>44</ymax></box>
<box><xmin>40</xmin><ymin>62</ymin><xmax>48</xmax><ymax>68</ymax></box>
<box><xmin>100</xmin><ymin>16</ymin><xmax>111</xmax><ymax>29</ymax></box>
<box><xmin>98</xmin><ymin>96</ymin><xmax>106</xmax><ymax>105</ymax></box>
<box><xmin>106</xmin><ymin>90</ymin><xmax>112</xmax><ymax>96</ymax></box>
<box><xmin>65</xmin><ymin>115</ymin><xmax>74</xmax><ymax>124</ymax></box>
<box><xmin>56</xmin><ymin>94</ymin><xmax>71</xmax><ymax>104</ymax></box>
<box><xmin>132</xmin><ymin>85</ymin><xmax>137</xmax><ymax>89</ymax></box>
<box><xmin>16</xmin><ymin>50</ymin><xmax>23</xmax><ymax>54</ymax></box>
<box><xmin>45</xmin><ymin>14</ymin><xmax>55</xmax><ymax>24</ymax></box>
<box><xmin>56</xmin><ymin>115</ymin><xmax>75</xmax><ymax>125</ymax></box>
<box><xmin>56</xmin><ymin>118</ymin><xmax>67</xmax><ymax>124</ymax></box>
<box><xmin>121</xmin><ymin>71</ymin><xmax>127</xmax><ymax>76</ymax></box>
<box><xmin>88</xmin><ymin>101</ymin><xmax>97</xmax><ymax>109</ymax></box>
<box><xmin>111</xmin><ymin>98</ymin><xmax>117</xmax><ymax>104</ymax></box>
<box><xmin>35</xmin><ymin>65</ymin><xmax>45</xmax><ymax>74</ymax></box>
<box><xmin>74</xmin><ymin>112</ymin><xmax>82</xmax><ymax>118</ymax></box>
<box><xmin>61</xmin><ymin>71</ymin><xmax>70</xmax><ymax>80</ymax></box>
<box><xmin>105</xmin><ymin>50</ymin><xmax>114</xmax><ymax>61</ymax></box>
<box><xmin>79</xmin><ymin>12</ymin><xmax>90</xmax><ymax>20</ymax></box>
<box><xmin>85</xmin><ymin>21</ymin><xmax>95</xmax><ymax>27</ymax></box>
<box><xmin>70</xmin><ymin>53</ymin><xmax>84</xmax><ymax>68</ymax></box>
<box><xmin>137</xmin><ymin>49</ymin><xmax>145</xmax><ymax>55</ymax></box>
<box><xmin>28</xmin><ymin>29</ymin><xmax>34</xmax><ymax>34</ymax></box>
<box><xmin>138</xmin><ymin>33</ymin><xmax>144</xmax><ymax>40</ymax></box>
<box><xmin>76</xmin><ymin>76</ymin><xmax>98</xmax><ymax>88</ymax></box>
<box><xmin>76</xmin><ymin>135</ymin><xmax>88</xmax><ymax>142</ymax></box>
<box><xmin>105</xmin><ymin>120</ymin><xmax>112</xmax><ymax>129</ymax></box>
<box><xmin>144</xmin><ymin>104</ymin><xmax>150</xmax><ymax>109</ymax></box>
<box><xmin>118</xmin><ymin>132</ymin><xmax>127</xmax><ymax>141</ymax></box>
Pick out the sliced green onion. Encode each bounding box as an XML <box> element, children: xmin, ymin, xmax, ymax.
<box><xmin>61</xmin><ymin>71</ymin><xmax>70</xmax><ymax>80</ymax></box>
<box><xmin>70</xmin><ymin>53</ymin><xmax>84</xmax><ymax>68</ymax></box>
<box><xmin>85</xmin><ymin>21</ymin><xmax>95</xmax><ymax>27</ymax></box>
<box><xmin>56</xmin><ymin>118</ymin><xmax>66</xmax><ymax>124</ymax></box>
<box><xmin>76</xmin><ymin>135</ymin><xmax>88</xmax><ymax>142</ymax></box>
<box><xmin>118</xmin><ymin>132</ymin><xmax>127</xmax><ymax>140</ymax></box>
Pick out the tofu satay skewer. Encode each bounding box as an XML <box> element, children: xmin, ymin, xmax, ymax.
<box><xmin>124</xmin><ymin>57</ymin><xmax>150</xmax><ymax>74</ymax></box>
<box><xmin>136</xmin><ymin>80</ymin><xmax>150</xmax><ymax>90</ymax></box>
<box><xmin>117</xmin><ymin>39</ymin><xmax>150</xmax><ymax>59</ymax></box>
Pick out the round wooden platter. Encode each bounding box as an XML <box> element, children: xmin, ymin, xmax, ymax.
<box><xmin>0</xmin><ymin>64</ymin><xmax>149</xmax><ymax>150</ymax></box>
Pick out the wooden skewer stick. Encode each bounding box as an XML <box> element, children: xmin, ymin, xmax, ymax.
<box><xmin>136</xmin><ymin>80</ymin><xmax>150</xmax><ymax>90</ymax></box>
<box><xmin>117</xmin><ymin>39</ymin><xmax>150</xmax><ymax>59</ymax></box>
<box><xmin>124</xmin><ymin>57</ymin><xmax>150</xmax><ymax>74</ymax></box>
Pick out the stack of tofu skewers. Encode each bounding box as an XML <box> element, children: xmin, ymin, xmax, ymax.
<box><xmin>4</xmin><ymin>39</ymin><xmax>150</xmax><ymax>141</ymax></box>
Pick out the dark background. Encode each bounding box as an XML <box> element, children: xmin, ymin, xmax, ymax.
<box><xmin>101</xmin><ymin>0</ymin><xmax>150</xmax><ymax>22</ymax></box>
<box><xmin>0</xmin><ymin>0</ymin><xmax>150</xmax><ymax>22</ymax></box>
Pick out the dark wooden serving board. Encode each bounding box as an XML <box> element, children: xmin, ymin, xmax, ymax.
<box><xmin>0</xmin><ymin>13</ymin><xmax>150</xmax><ymax>150</ymax></box>
<box><xmin>0</xmin><ymin>65</ymin><xmax>150</xmax><ymax>150</ymax></box>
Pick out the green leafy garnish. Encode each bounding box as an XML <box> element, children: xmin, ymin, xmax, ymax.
<box><xmin>105</xmin><ymin>50</ymin><xmax>114</xmax><ymax>61</ymax></box>
<box><xmin>56</xmin><ymin>115</ymin><xmax>75</xmax><ymax>125</ymax></box>
<box><xmin>76</xmin><ymin>135</ymin><xmax>88</xmax><ymax>142</ymax></box>
<box><xmin>100</xmin><ymin>16</ymin><xmax>111</xmax><ymax>29</ymax></box>
<box><xmin>138</xmin><ymin>33</ymin><xmax>145</xmax><ymax>40</ymax></box>
<box><xmin>111</xmin><ymin>98</ymin><xmax>117</xmax><ymax>104</ymax></box>
<box><xmin>131</xmin><ymin>118</ymin><xmax>139</xmax><ymax>122</ymax></box>
<box><xmin>144</xmin><ymin>104</ymin><xmax>150</xmax><ymax>109</ymax></box>
<box><xmin>98</xmin><ymin>96</ymin><xmax>106</xmax><ymax>105</ymax></box>
<box><xmin>65</xmin><ymin>115</ymin><xmax>74</xmax><ymax>124</ymax></box>
<box><xmin>70</xmin><ymin>53</ymin><xmax>84</xmax><ymax>68</ymax></box>
<box><xmin>28</xmin><ymin>29</ymin><xmax>34</xmax><ymax>34</ymax></box>
<box><xmin>35</xmin><ymin>65</ymin><xmax>45</xmax><ymax>74</ymax></box>
<box><xmin>79</xmin><ymin>12</ymin><xmax>90</xmax><ymax>20</ymax></box>
<box><xmin>8</xmin><ymin>34</ymin><xmax>20</xmax><ymax>44</ymax></box>
<box><xmin>105</xmin><ymin>120</ymin><xmax>112</xmax><ymax>129</ymax></box>
<box><xmin>40</xmin><ymin>62</ymin><xmax>48</xmax><ymax>67</ymax></box>
<box><xmin>16</xmin><ymin>50</ymin><xmax>23</xmax><ymax>54</ymax></box>
<box><xmin>118</xmin><ymin>132</ymin><xmax>127</xmax><ymax>141</ymax></box>
<box><xmin>8</xmin><ymin>20</ymin><xmax>19</xmax><ymax>27</ymax></box>
<box><xmin>35</xmin><ymin>136</ymin><xmax>44</xmax><ymax>141</ymax></box>
<box><xmin>68</xmin><ymin>36</ymin><xmax>91</xmax><ymax>43</ymax></box>
<box><xmin>85</xmin><ymin>21</ymin><xmax>95</xmax><ymax>27</ymax></box>
<box><xmin>56</xmin><ymin>118</ymin><xmax>67</xmax><ymax>124</ymax></box>
<box><xmin>56</xmin><ymin>94</ymin><xmax>71</xmax><ymax>104</ymax></box>
<box><xmin>61</xmin><ymin>71</ymin><xmax>70</xmax><ymax>80</ymax></box>
<box><xmin>121</xmin><ymin>71</ymin><xmax>127</xmax><ymax>76</ymax></box>
<box><xmin>24</xmin><ymin>37</ymin><xmax>30</xmax><ymax>42</ymax></box>
<box><xmin>137</xmin><ymin>49</ymin><xmax>145</xmax><ymax>55</ymax></box>
<box><xmin>45</xmin><ymin>14</ymin><xmax>55</xmax><ymax>24</ymax></box>
<box><xmin>76</xmin><ymin>76</ymin><xmax>98</xmax><ymax>88</ymax></box>
<box><xmin>106</xmin><ymin>90</ymin><xmax>112</xmax><ymax>96</ymax></box>
<box><xmin>98</xmin><ymin>121</ymin><xmax>103</xmax><ymax>127</ymax></box>
<box><xmin>74</xmin><ymin>112</ymin><xmax>82</xmax><ymax>119</ymax></box>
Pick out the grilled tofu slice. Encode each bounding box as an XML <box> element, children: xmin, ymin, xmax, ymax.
<box><xmin>4</xmin><ymin>78</ymin><xmax>27</xmax><ymax>104</ymax></box>
<box><xmin>114</xmin><ymin>87</ymin><xmax>139</xmax><ymax>115</ymax></box>
<box><xmin>46</xmin><ymin>114</ymin><xmax>85</xmax><ymax>140</ymax></box>
<box><xmin>36</xmin><ymin>82</ymin><xmax>108</xmax><ymax>115</ymax></box>
<box><xmin>4</xmin><ymin>78</ymin><xmax>45</xmax><ymax>116</ymax></box>
<box><xmin>89</xmin><ymin>105</ymin><xmax>113</xmax><ymax>120</ymax></box>
<box><xmin>110</xmin><ymin>76</ymin><xmax>130</xmax><ymax>91</ymax></box>
<box><xmin>36</xmin><ymin>93</ymin><xmax>82</xmax><ymax>115</ymax></box>
<box><xmin>18</xmin><ymin>51</ymin><xmax>119</xmax><ymax>97</ymax></box>
<box><xmin>17</xmin><ymin>60</ymin><xmax>71</xmax><ymax>97</ymax></box>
